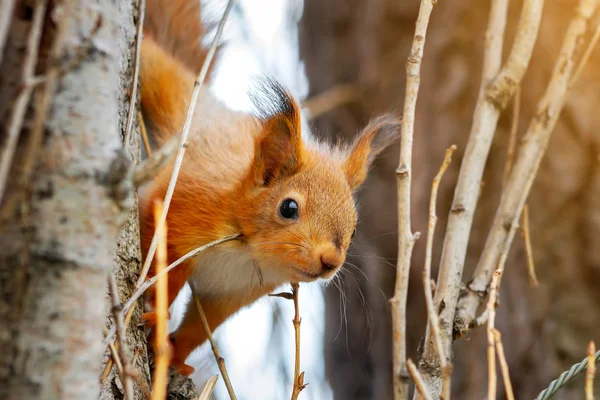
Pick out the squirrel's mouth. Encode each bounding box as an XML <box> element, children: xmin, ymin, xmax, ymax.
<box><xmin>293</xmin><ymin>268</ymin><xmax>321</xmax><ymax>282</ymax></box>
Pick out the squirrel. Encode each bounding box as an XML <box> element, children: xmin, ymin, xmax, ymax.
<box><xmin>138</xmin><ymin>0</ymin><xmax>400</xmax><ymax>376</ymax></box>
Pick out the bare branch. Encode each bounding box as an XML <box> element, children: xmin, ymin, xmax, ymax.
<box><xmin>189</xmin><ymin>284</ymin><xmax>237</xmax><ymax>400</ymax></box>
<box><xmin>486</xmin><ymin>270</ymin><xmax>502</xmax><ymax>400</ymax></box>
<box><xmin>521</xmin><ymin>205</ymin><xmax>539</xmax><ymax>287</ymax></box>
<box><xmin>407</xmin><ymin>359</ymin><xmax>433</xmax><ymax>400</ymax></box>
<box><xmin>109</xmin><ymin>274</ymin><xmax>134</xmax><ymax>400</ymax></box>
<box><xmin>0</xmin><ymin>0</ymin><xmax>48</xmax><ymax>204</ymax></box>
<box><xmin>419</xmin><ymin>145</ymin><xmax>456</xmax><ymax>400</ymax></box>
<box><xmin>494</xmin><ymin>329</ymin><xmax>515</xmax><ymax>400</ymax></box>
<box><xmin>570</xmin><ymin>24</ymin><xmax>600</xmax><ymax>86</ymax></box>
<box><xmin>0</xmin><ymin>0</ymin><xmax>15</xmax><ymax>67</ymax></box>
<box><xmin>124</xmin><ymin>0</ymin><xmax>146</xmax><ymax>150</ymax></box>
<box><xmin>290</xmin><ymin>283</ymin><xmax>307</xmax><ymax>400</ymax></box>
<box><xmin>587</xmin><ymin>341</ymin><xmax>596</xmax><ymax>400</ymax></box>
<box><xmin>455</xmin><ymin>0</ymin><xmax>597</xmax><ymax>335</ymax></box>
<box><xmin>390</xmin><ymin>1</ymin><xmax>436</xmax><ymax>398</ymax></box>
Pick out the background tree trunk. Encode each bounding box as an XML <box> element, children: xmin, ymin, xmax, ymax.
<box><xmin>300</xmin><ymin>0</ymin><xmax>600</xmax><ymax>398</ymax></box>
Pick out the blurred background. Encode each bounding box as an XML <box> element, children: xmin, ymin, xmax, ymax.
<box><xmin>177</xmin><ymin>0</ymin><xmax>600</xmax><ymax>399</ymax></box>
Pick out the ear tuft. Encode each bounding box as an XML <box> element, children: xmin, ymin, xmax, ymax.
<box><xmin>342</xmin><ymin>114</ymin><xmax>401</xmax><ymax>190</ymax></box>
<box><xmin>248</xmin><ymin>78</ymin><xmax>303</xmax><ymax>186</ymax></box>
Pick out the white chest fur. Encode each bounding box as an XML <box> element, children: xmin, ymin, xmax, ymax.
<box><xmin>190</xmin><ymin>247</ymin><xmax>284</xmax><ymax>297</ymax></box>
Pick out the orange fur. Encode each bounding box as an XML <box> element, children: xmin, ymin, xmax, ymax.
<box><xmin>139</xmin><ymin>6</ymin><xmax>400</xmax><ymax>375</ymax></box>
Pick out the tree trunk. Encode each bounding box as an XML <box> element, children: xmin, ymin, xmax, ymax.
<box><xmin>300</xmin><ymin>0</ymin><xmax>600</xmax><ymax>398</ymax></box>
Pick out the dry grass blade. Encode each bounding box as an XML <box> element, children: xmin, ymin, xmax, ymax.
<box><xmin>189</xmin><ymin>284</ymin><xmax>237</xmax><ymax>400</ymax></box>
<box><xmin>407</xmin><ymin>359</ymin><xmax>433</xmax><ymax>400</ymax></box>
<box><xmin>486</xmin><ymin>269</ymin><xmax>502</xmax><ymax>400</ymax></box>
<box><xmin>587</xmin><ymin>341</ymin><xmax>596</xmax><ymax>400</ymax></box>
<box><xmin>493</xmin><ymin>329</ymin><xmax>515</xmax><ymax>400</ymax></box>
<box><xmin>0</xmin><ymin>0</ymin><xmax>47</xmax><ymax>204</ymax></box>
<box><xmin>455</xmin><ymin>0</ymin><xmax>597</xmax><ymax>336</ymax></box>
<box><xmin>420</xmin><ymin>145</ymin><xmax>456</xmax><ymax>400</ymax></box>
<box><xmin>391</xmin><ymin>1</ymin><xmax>436</xmax><ymax>398</ymax></box>
<box><xmin>109</xmin><ymin>274</ymin><xmax>134</xmax><ymax>400</ymax></box>
<box><xmin>198</xmin><ymin>375</ymin><xmax>219</xmax><ymax>400</ymax></box>
<box><xmin>151</xmin><ymin>201</ymin><xmax>170</xmax><ymax>400</ymax></box>
<box><xmin>140</xmin><ymin>110</ymin><xmax>152</xmax><ymax>156</ymax></box>
<box><xmin>136</xmin><ymin>0</ymin><xmax>235</xmax><ymax>292</ymax></box>
<box><xmin>124</xmin><ymin>0</ymin><xmax>146</xmax><ymax>150</ymax></box>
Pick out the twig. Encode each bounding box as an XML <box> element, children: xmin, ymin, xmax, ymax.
<box><xmin>0</xmin><ymin>0</ymin><xmax>48</xmax><ymax>204</ymax></box>
<box><xmin>493</xmin><ymin>329</ymin><xmax>515</xmax><ymax>400</ymax></box>
<box><xmin>189</xmin><ymin>283</ymin><xmax>237</xmax><ymax>400</ymax></box>
<box><xmin>454</xmin><ymin>0</ymin><xmax>597</xmax><ymax>336</ymax></box>
<box><xmin>407</xmin><ymin>359</ymin><xmax>433</xmax><ymax>400</ymax></box>
<box><xmin>137</xmin><ymin>0</ymin><xmax>235</xmax><ymax>292</ymax></box>
<box><xmin>587</xmin><ymin>341</ymin><xmax>596</xmax><ymax>400</ymax></box>
<box><xmin>486</xmin><ymin>270</ymin><xmax>502</xmax><ymax>400</ymax></box>
<box><xmin>198</xmin><ymin>375</ymin><xmax>219</xmax><ymax>400</ymax></box>
<box><xmin>151</xmin><ymin>201</ymin><xmax>170</xmax><ymax>400</ymax></box>
<box><xmin>302</xmin><ymin>84</ymin><xmax>362</xmax><ymax>120</ymax></box>
<box><xmin>570</xmin><ymin>24</ymin><xmax>600</xmax><ymax>86</ymax></box>
<box><xmin>420</xmin><ymin>145</ymin><xmax>456</xmax><ymax>400</ymax></box>
<box><xmin>390</xmin><ymin>1</ymin><xmax>435</xmax><ymax>398</ymax></box>
<box><xmin>109</xmin><ymin>274</ymin><xmax>134</xmax><ymax>400</ymax></box>
<box><xmin>0</xmin><ymin>0</ymin><xmax>15</xmax><ymax>67</ymax></box>
<box><xmin>521</xmin><ymin>205</ymin><xmax>539</xmax><ymax>287</ymax></box>
<box><xmin>103</xmin><ymin>234</ymin><xmax>240</xmax><ymax>349</ymax></box>
<box><xmin>132</xmin><ymin>136</ymin><xmax>178</xmax><ymax>188</ymax></box>
<box><xmin>503</xmin><ymin>87</ymin><xmax>521</xmax><ymax>188</ymax></box>
<box><xmin>140</xmin><ymin>110</ymin><xmax>152</xmax><ymax>156</ymax></box>
<box><xmin>124</xmin><ymin>0</ymin><xmax>146</xmax><ymax>150</ymax></box>
<box><xmin>290</xmin><ymin>283</ymin><xmax>306</xmax><ymax>400</ymax></box>
<box><xmin>536</xmin><ymin>349</ymin><xmax>600</xmax><ymax>400</ymax></box>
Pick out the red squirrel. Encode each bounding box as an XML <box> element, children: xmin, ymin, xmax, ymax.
<box><xmin>139</xmin><ymin>0</ymin><xmax>400</xmax><ymax>376</ymax></box>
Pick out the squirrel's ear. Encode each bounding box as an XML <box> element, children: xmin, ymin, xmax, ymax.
<box><xmin>342</xmin><ymin>114</ymin><xmax>401</xmax><ymax>191</ymax></box>
<box><xmin>251</xmin><ymin>79</ymin><xmax>303</xmax><ymax>185</ymax></box>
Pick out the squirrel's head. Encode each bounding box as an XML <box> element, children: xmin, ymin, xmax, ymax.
<box><xmin>235</xmin><ymin>80</ymin><xmax>400</xmax><ymax>283</ymax></box>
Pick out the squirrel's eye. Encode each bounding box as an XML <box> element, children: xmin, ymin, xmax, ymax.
<box><xmin>279</xmin><ymin>198</ymin><xmax>299</xmax><ymax>220</ymax></box>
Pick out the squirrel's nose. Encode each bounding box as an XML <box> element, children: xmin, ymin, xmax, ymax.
<box><xmin>320</xmin><ymin>253</ymin><xmax>343</xmax><ymax>272</ymax></box>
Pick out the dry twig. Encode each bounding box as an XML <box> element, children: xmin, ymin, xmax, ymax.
<box><xmin>429</xmin><ymin>0</ymin><xmax>544</xmax><ymax>367</ymax></box>
<box><xmin>503</xmin><ymin>87</ymin><xmax>521</xmax><ymax>188</ymax></box>
<box><xmin>486</xmin><ymin>270</ymin><xmax>502</xmax><ymax>400</ymax></box>
<box><xmin>455</xmin><ymin>0</ymin><xmax>597</xmax><ymax>335</ymax></box>
<box><xmin>420</xmin><ymin>145</ymin><xmax>456</xmax><ymax>400</ymax></box>
<box><xmin>303</xmin><ymin>84</ymin><xmax>362</xmax><ymax>120</ymax></box>
<box><xmin>407</xmin><ymin>359</ymin><xmax>433</xmax><ymax>400</ymax></box>
<box><xmin>521</xmin><ymin>205</ymin><xmax>539</xmax><ymax>287</ymax></box>
<box><xmin>570</xmin><ymin>24</ymin><xmax>600</xmax><ymax>86</ymax></box>
<box><xmin>198</xmin><ymin>375</ymin><xmax>219</xmax><ymax>400</ymax></box>
<box><xmin>140</xmin><ymin>110</ymin><xmax>152</xmax><ymax>156</ymax></box>
<box><xmin>124</xmin><ymin>0</ymin><xmax>146</xmax><ymax>150</ymax></box>
<box><xmin>587</xmin><ymin>341</ymin><xmax>596</xmax><ymax>400</ymax></box>
<box><xmin>109</xmin><ymin>274</ymin><xmax>135</xmax><ymax>400</ymax></box>
<box><xmin>132</xmin><ymin>136</ymin><xmax>179</xmax><ymax>187</ymax></box>
<box><xmin>0</xmin><ymin>0</ymin><xmax>48</xmax><ymax>204</ymax></box>
<box><xmin>390</xmin><ymin>1</ymin><xmax>435</xmax><ymax>398</ymax></box>
<box><xmin>0</xmin><ymin>0</ymin><xmax>15</xmax><ymax>67</ymax></box>
<box><xmin>493</xmin><ymin>329</ymin><xmax>515</xmax><ymax>400</ymax></box>
<box><xmin>151</xmin><ymin>202</ymin><xmax>170</xmax><ymax>400</ymax></box>
<box><xmin>137</xmin><ymin>0</ymin><xmax>235</xmax><ymax>292</ymax></box>
<box><xmin>189</xmin><ymin>283</ymin><xmax>237</xmax><ymax>400</ymax></box>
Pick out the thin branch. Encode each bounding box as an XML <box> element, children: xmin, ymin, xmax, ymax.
<box><xmin>455</xmin><ymin>0</ymin><xmax>597</xmax><ymax>336</ymax></box>
<box><xmin>521</xmin><ymin>205</ymin><xmax>539</xmax><ymax>287</ymax></box>
<box><xmin>407</xmin><ymin>359</ymin><xmax>433</xmax><ymax>400</ymax></box>
<box><xmin>132</xmin><ymin>135</ymin><xmax>178</xmax><ymax>188</ymax></box>
<box><xmin>493</xmin><ymin>329</ymin><xmax>515</xmax><ymax>400</ymax></box>
<box><xmin>570</xmin><ymin>24</ymin><xmax>600</xmax><ymax>86</ymax></box>
<box><xmin>124</xmin><ymin>0</ymin><xmax>146</xmax><ymax>150</ymax></box>
<box><xmin>0</xmin><ymin>0</ymin><xmax>48</xmax><ymax>204</ymax></box>
<box><xmin>136</xmin><ymin>0</ymin><xmax>235</xmax><ymax>293</ymax></box>
<box><xmin>302</xmin><ymin>84</ymin><xmax>362</xmax><ymax>120</ymax></box>
<box><xmin>419</xmin><ymin>145</ymin><xmax>456</xmax><ymax>400</ymax></box>
<box><xmin>290</xmin><ymin>283</ymin><xmax>306</xmax><ymax>400</ymax></box>
<box><xmin>198</xmin><ymin>376</ymin><xmax>219</xmax><ymax>400</ymax></box>
<box><xmin>486</xmin><ymin>270</ymin><xmax>502</xmax><ymax>400</ymax></box>
<box><xmin>109</xmin><ymin>274</ymin><xmax>134</xmax><ymax>400</ymax></box>
<box><xmin>503</xmin><ymin>87</ymin><xmax>521</xmax><ymax>188</ymax></box>
<box><xmin>587</xmin><ymin>341</ymin><xmax>596</xmax><ymax>400</ymax></box>
<box><xmin>0</xmin><ymin>0</ymin><xmax>16</xmax><ymax>67</ymax></box>
<box><xmin>189</xmin><ymin>283</ymin><xmax>237</xmax><ymax>400</ymax></box>
<box><xmin>103</xmin><ymin>233</ymin><xmax>240</xmax><ymax>348</ymax></box>
<box><xmin>151</xmin><ymin>202</ymin><xmax>170</xmax><ymax>400</ymax></box>
<box><xmin>140</xmin><ymin>110</ymin><xmax>152</xmax><ymax>156</ymax></box>
<box><xmin>391</xmin><ymin>1</ymin><xmax>435</xmax><ymax>398</ymax></box>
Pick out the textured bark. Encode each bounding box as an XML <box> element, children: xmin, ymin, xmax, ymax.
<box><xmin>0</xmin><ymin>0</ymin><xmax>138</xmax><ymax>399</ymax></box>
<box><xmin>300</xmin><ymin>0</ymin><xmax>600</xmax><ymax>399</ymax></box>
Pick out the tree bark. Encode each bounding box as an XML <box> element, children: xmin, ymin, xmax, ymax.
<box><xmin>300</xmin><ymin>0</ymin><xmax>600</xmax><ymax>398</ymax></box>
<box><xmin>0</xmin><ymin>0</ymin><xmax>139</xmax><ymax>399</ymax></box>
